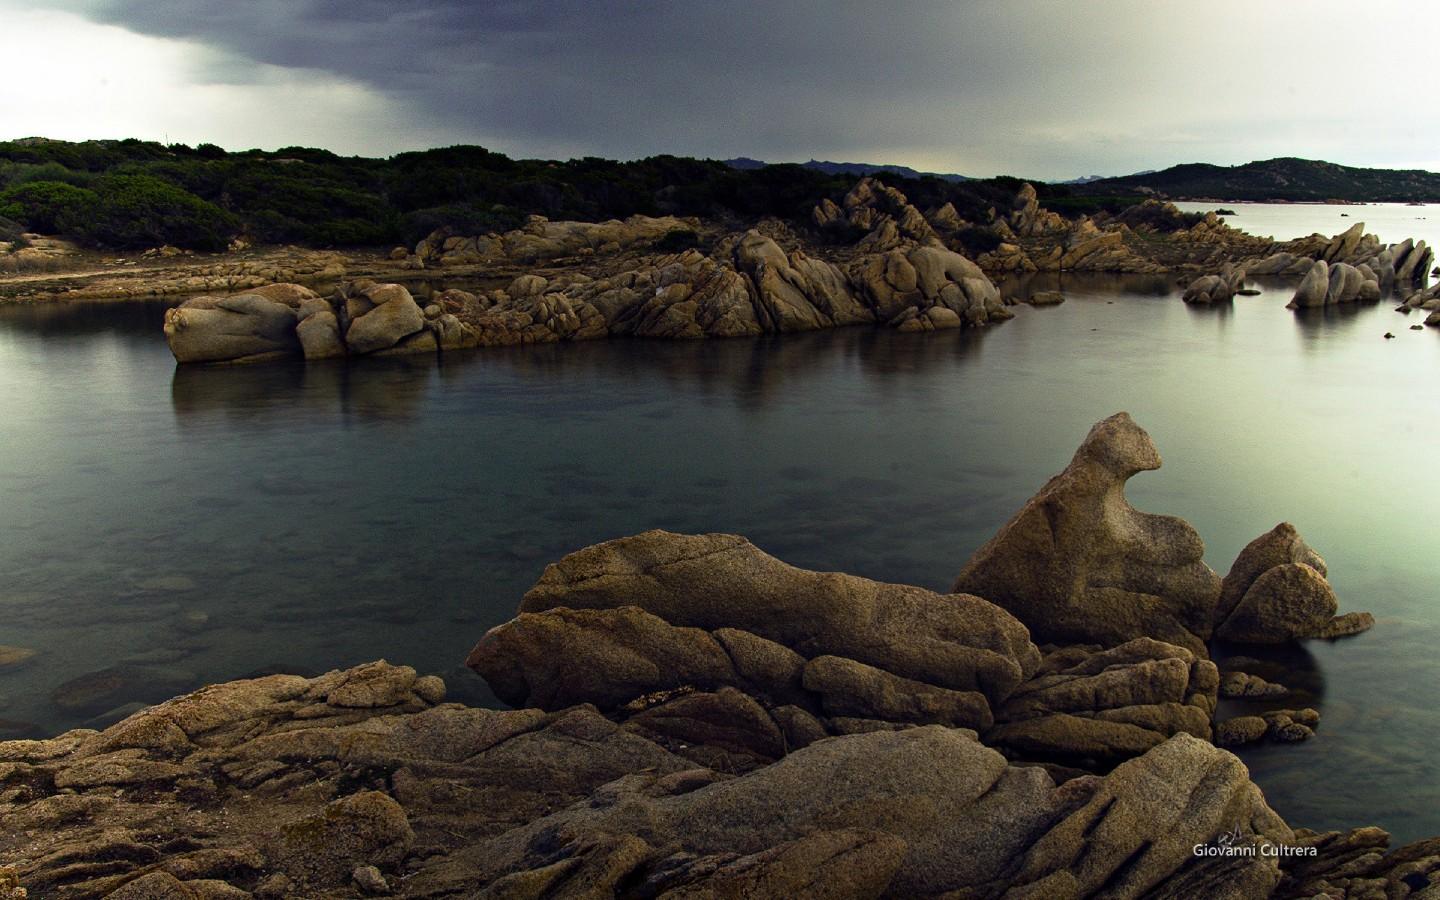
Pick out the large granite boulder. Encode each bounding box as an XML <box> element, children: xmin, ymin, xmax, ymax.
<box><xmin>165</xmin><ymin>282</ymin><xmax>488</xmax><ymax>364</ymax></box>
<box><xmin>1289</xmin><ymin>259</ymin><xmax>1331</xmax><ymax>308</ymax></box>
<box><xmin>1394</xmin><ymin>238</ymin><xmax>1433</xmax><ymax>285</ymax></box>
<box><xmin>1181</xmin><ymin>265</ymin><xmax>1246</xmax><ymax>304</ymax></box>
<box><xmin>733</xmin><ymin>231</ymin><xmax>873</xmax><ymax>331</ymax></box>
<box><xmin>1214</xmin><ymin>523</ymin><xmax>1374</xmax><ymax>643</ymax></box>
<box><xmin>849</xmin><ymin>244</ymin><xmax>1011</xmax><ymax>328</ymax></box>
<box><xmin>162</xmin><ymin>284</ymin><xmax>313</xmax><ymax>364</ymax></box>
<box><xmin>953</xmin><ymin>412</ymin><xmax>1221</xmax><ymax>654</ymax></box>
<box><xmin>339</xmin><ymin>282</ymin><xmax>426</xmax><ymax>355</ymax></box>
<box><xmin>509</xmin><ymin>529</ymin><xmax>1040</xmax><ymax>703</ymax></box>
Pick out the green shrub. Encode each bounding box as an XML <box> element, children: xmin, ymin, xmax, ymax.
<box><xmin>77</xmin><ymin>175</ymin><xmax>238</xmax><ymax>250</ymax></box>
<box><xmin>399</xmin><ymin>203</ymin><xmax>527</xmax><ymax>246</ymax></box>
<box><xmin>951</xmin><ymin>225</ymin><xmax>1003</xmax><ymax>257</ymax></box>
<box><xmin>0</xmin><ymin>181</ymin><xmax>98</xmax><ymax>233</ymax></box>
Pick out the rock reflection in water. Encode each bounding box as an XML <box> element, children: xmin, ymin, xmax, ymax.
<box><xmin>170</xmin><ymin>324</ymin><xmax>1002</xmax><ymax>420</ymax></box>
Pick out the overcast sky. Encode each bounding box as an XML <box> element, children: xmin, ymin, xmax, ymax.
<box><xmin>3</xmin><ymin>0</ymin><xmax>1437</xmax><ymax>180</ymax></box>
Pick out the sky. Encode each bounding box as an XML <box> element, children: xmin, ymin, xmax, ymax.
<box><xmin>2</xmin><ymin>0</ymin><xmax>1438</xmax><ymax>181</ymax></box>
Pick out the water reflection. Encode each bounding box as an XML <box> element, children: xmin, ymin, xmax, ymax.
<box><xmin>172</xmin><ymin>356</ymin><xmax>441</xmax><ymax>422</ymax></box>
<box><xmin>997</xmin><ymin>270</ymin><xmax>1176</xmax><ymax>299</ymax></box>
<box><xmin>170</xmin><ymin>325</ymin><xmax>1003</xmax><ymax>419</ymax></box>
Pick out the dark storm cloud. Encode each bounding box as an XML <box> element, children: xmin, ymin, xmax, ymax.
<box><xmin>56</xmin><ymin>0</ymin><xmax>1039</xmax><ymax>164</ymax></box>
<box><xmin>31</xmin><ymin>0</ymin><xmax>1440</xmax><ymax>177</ymax></box>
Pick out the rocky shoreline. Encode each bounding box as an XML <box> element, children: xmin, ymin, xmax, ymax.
<box><xmin>150</xmin><ymin>179</ymin><xmax>1440</xmax><ymax>364</ymax></box>
<box><xmin>4</xmin><ymin>413</ymin><xmax>1430</xmax><ymax>899</ymax></box>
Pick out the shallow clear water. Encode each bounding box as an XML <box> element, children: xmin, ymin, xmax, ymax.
<box><xmin>1</xmin><ymin>216</ymin><xmax>1438</xmax><ymax>841</ymax></box>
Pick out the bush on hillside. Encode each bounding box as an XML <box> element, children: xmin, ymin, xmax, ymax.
<box><xmin>0</xmin><ymin>181</ymin><xmax>98</xmax><ymax>233</ymax></box>
<box><xmin>399</xmin><ymin>203</ymin><xmax>528</xmax><ymax>246</ymax></box>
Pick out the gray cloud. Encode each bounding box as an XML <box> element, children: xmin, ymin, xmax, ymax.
<box><xmin>27</xmin><ymin>0</ymin><xmax>1440</xmax><ymax>178</ymax></box>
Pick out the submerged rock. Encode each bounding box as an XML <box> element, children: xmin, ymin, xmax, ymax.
<box><xmin>952</xmin><ymin>412</ymin><xmax>1221</xmax><ymax>654</ymax></box>
<box><xmin>0</xmin><ymin>646</ymin><xmax>36</xmax><ymax>670</ymax></box>
<box><xmin>1219</xmin><ymin>670</ymin><xmax>1288</xmax><ymax>698</ymax></box>
<box><xmin>49</xmin><ymin>664</ymin><xmax>198</xmax><ymax>717</ymax></box>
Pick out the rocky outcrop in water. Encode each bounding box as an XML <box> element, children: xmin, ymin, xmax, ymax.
<box><xmin>1183</xmin><ymin>263</ymin><xmax>1247</xmax><ymax>304</ymax></box>
<box><xmin>1286</xmin><ymin>260</ymin><xmax>1382</xmax><ymax>308</ymax></box>
<box><xmin>1398</xmin><ymin>281</ymin><xmax>1440</xmax><ymax>328</ymax></box>
<box><xmin>951</xmin><ymin>416</ymin><xmax>1374</xmax><ymax>654</ymax></box>
<box><xmin>486</xmin><ymin>529</ymin><xmax>1040</xmax><ymax>708</ymax></box>
<box><xmin>165</xmin><ymin>282</ymin><xmax>478</xmax><ymax>364</ymax></box>
<box><xmin>162</xmin><ymin>284</ymin><xmax>315</xmax><ymax>364</ymax></box>
<box><xmin>952</xmin><ymin>412</ymin><xmax>1222</xmax><ymax>654</ymax></box>
<box><xmin>1213</xmin><ymin>523</ymin><xmax>1374</xmax><ymax>643</ymax></box>
<box><xmin>167</xmin><ymin>221</ymin><xmax>1016</xmax><ymax>363</ymax></box>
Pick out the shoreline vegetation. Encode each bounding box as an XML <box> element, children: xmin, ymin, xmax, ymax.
<box><xmin>5</xmin><ymin>413</ymin><xmax>1431</xmax><ymax>898</ymax></box>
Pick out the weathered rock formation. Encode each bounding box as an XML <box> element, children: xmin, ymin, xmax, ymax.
<box><xmin>1007</xmin><ymin>182</ymin><xmax>1068</xmax><ymax>237</ymax></box>
<box><xmin>1183</xmin><ymin>263</ymin><xmax>1248</xmax><ymax>304</ymax></box>
<box><xmin>1214</xmin><ymin>523</ymin><xmax>1374</xmax><ymax>643</ymax></box>
<box><xmin>162</xmin><ymin>284</ymin><xmax>314</xmax><ymax>364</ymax></box>
<box><xmin>9</xmin><ymin>661</ymin><xmax>1389</xmax><ymax>899</ymax></box>
<box><xmin>485</xmin><ymin>529</ymin><xmax>1039</xmax><ymax>707</ymax></box>
<box><xmin>1287</xmin><ymin>260</ymin><xmax>1382</xmax><ymax>308</ymax></box>
<box><xmin>164</xmin><ymin>282</ymin><xmax>477</xmax><ymax>364</ymax></box>
<box><xmin>952</xmin><ymin>417</ymin><xmax>1374</xmax><ymax>655</ymax></box>
<box><xmin>1398</xmin><ymin>281</ymin><xmax>1440</xmax><ymax>327</ymax></box>
<box><xmin>811</xmin><ymin>176</ymin><xmax>940</xmax><ymax>250</ymax></box>
<box><xmin>0</xmin><ymin>602</ymin><xmax>1423</xmax><ymax>897</ymax></box>
<box><xmin>952</xmin><ymin>412</ymin><xmax>1221</xmax><ymax>654</ymax></box>
<box><xmin>988</xmin><ymin>638</ymin><xmax>1218</xmax><ymax>765</ymax></box>
<box><xmin>167</xmin><ymin>219</ymin><xmax>1015</xmax><ymax>363</ymax></box>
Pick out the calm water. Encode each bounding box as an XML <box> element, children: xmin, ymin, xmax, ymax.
<box><xmin>1</xmin><ymin>211</ymin><xmax>1439</xmax><ymax>841</ymax></box>
<box><xmin>1176</xmin><ymin>199</ymin><xmax>1440</xmax><ymax>249</ymax></box>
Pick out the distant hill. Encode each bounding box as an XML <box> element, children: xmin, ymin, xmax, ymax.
<box><xmin>1075</xmin><ymin>157</ymin><xmax>1440</xmax><ymax>202</ymax></box>
<box><xmin>723</xmin><ymin>157</ymin><xmax>970</xmax><ymax>182</ymax></box>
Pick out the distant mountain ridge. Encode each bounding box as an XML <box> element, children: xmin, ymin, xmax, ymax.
<box><xmin>1076</xmin><ymin>157</ymin><xmax>1440</xmax><ymax>202</ymax></box>
<box><xmin>722</xmin><ymin>157</ymin><xmax>971</xmax><ymax>183</ymax></box>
